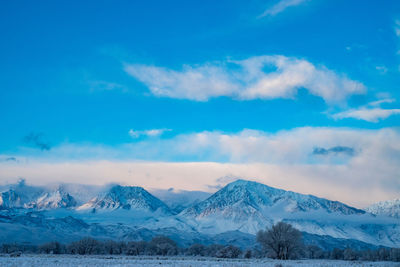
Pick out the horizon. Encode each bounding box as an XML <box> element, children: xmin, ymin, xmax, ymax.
<box><xmin>1</xmin><ymin>0</ymin><xmax>400</xmax><ymax>209</ymax></box>
<box><xmin>0</xmin><ymin>176</ymin><xmax>394</xmax><ymax>209</ymax></box>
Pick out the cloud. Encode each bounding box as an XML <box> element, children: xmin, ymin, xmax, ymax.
<box><xmin>129</xmin><ymin>128</ymin><xmax>171</xmax><ymax>138</ymax></box>
<box><xmin>23</xmin><ymin>133</ymin><xmax>51</xmax><ymax>151</ymax></box>
<box><xmin>312</xmin><ymin>146</ymin><xmax>355</xmax><ymax>156</ymax></box>
<box><xmin>13</xmin><ymin>127</ymin><xmax>400</xmax><ymax>165</ymax></box>
<box><xmin>332</xmin><ymin>108</ymin><xmax>400</xmax><ymax>122</ymax></box>
<box><xmin>367</xmin><ymin>98</ymin><xmax>395</xmax><ymax>107</ymax></box>
<box><xmin>331</xmin><ymin>99</ymin><xmax>400</xmax><ymax>122</ymax></box>
<box><xmin>2</xmin><ymin>127</ymin><xmax>400</xmax><ymax>207</ymax></box>
<box><xmin>125</xmin><ymin>55</ymin><xmax>365</xmax><ymax>103</ymax></box>
<box><xmin>259</xmin><ymin>0</ymin><xmax>309</xmax><ymax>17</ymax></box>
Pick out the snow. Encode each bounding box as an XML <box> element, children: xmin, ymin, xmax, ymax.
<box><xmin>76</xmin><ymin>185</ymin><xmax>171</xmax><ymax>214</ymax></box>
<box><xmin>1</xmin><ymin>179</ymin><xmax>400</xmax><ymax>249</ymax></box>
<box><xmin>366</xmin><ymin>199</ymin><xmax>400</xmax><ymax>218</ymax></box>
<box><xmin>0</xmin><ymin>255</ymin><xmax>398</xmax><ymax>267</ymax></box>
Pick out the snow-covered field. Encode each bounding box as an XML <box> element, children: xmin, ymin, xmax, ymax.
<box><xmin>0</xmin><ymin>255</ymin><xmax>399</xmax><ymax>267</ymax></box>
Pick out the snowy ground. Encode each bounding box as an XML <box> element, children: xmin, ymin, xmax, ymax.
<box><xmin>0</xmin><ymin>255</ymin><xmax>399</xmax><ymax>267</ymax></box>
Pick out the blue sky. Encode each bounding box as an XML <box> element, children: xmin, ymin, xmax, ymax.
<box><xmin>0</xmin><ymin>0</ymin><xmax>400</xmax><ymax>207</ymax></box>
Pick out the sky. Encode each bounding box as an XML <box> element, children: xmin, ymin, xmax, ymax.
<box><xmin>0</xmin><ymin>0</ymin><xmax>400</xmax><ymax>207</ymax></box>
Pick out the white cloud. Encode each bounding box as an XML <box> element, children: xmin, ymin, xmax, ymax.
<box><xmin>332</xmin><ymin>99</ymin><xmax>400</xmax><ymax>122</ymax></box>
<box><xmin>332</xmin><ymin>108</ymin><xmax>400</xmax><ymax>122</ymax></box>
<box><xmin>129</xmin><ymin>128</ymin><xmax>171</xmax><ymax>138</ymax></box>
<box><xmin>259</xmin><ymin>0</ymin><xmax>309</xmax><ymax>17</ymax></box>
<box><xmin>2</xmin><ymin>127</ymin><xmax>400</xmax><ymax>207</ymax></box>
<box><xmin>367</xmin><ymin>98</ymin><xmax>395</xmax><ymax>107</ymax></box>
<box><xmin>125</xmin><ymin>55</ymin><xmax>365</xmax><ymax>103</ymax></box>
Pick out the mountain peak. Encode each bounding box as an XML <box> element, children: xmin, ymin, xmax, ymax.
<box><xmin>366</xmin><ymin>198</ymin><xmax>400</xmax><ymax>218</ymax></box>
<box><xmin>181</xmin><ymin>179</ymin><xmax>364</xmax><ymax>234</ymax></box>
<box><xmin>34</xmin><ymin>187</ymin><xmax>77</xmax><ymax>210</ymax></box>
<box><xmin>78</xmin><ymin>185</ymin><xmax>171</xmax><ymax>214</ymax></box>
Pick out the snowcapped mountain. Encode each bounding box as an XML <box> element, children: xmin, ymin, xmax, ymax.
<box><xmin>32</xmin><ymin>187</ymin><xmax>77</xmax><ymax>209</ymax></box>
<box><xmin>77</xmin><ymin>185</ymin><xmax>171</xmax><ymax>214</ymax></box>
<box><xmin>366</xmin><ymin>198</ymin><xmax>400</xmax><ymax>218</ymax></box>
<box><xmin>180</xmin><ymin>179</ymin><xmax>365</xmax><ymax>234</ymax></box>
<box><xmin>150</xmin><ymin>188</ymin><xmax>211</xmax><ymax>214</ymax></box>
<box><xmin>1</xmin><ymin>179</ymin><xmax>399</xmax><ymax>248</ymax></box>
<box><xmin>0</xmin><ymin>181</ymin><xmax>77</xmax><ymax>210</ymax></box>
<box><xmin>0</xmin><ymin>180</ymin><xmax>44</xmax><ymax>209</ymax></box>
<box><xmin>184</xmin><ymin>179</ymin><xmax>364</xmax><ymax>215</ymax></box>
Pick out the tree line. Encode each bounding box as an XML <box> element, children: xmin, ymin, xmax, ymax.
<box><xmin>1</xmin><ymin>222</ymin><xmax>400</xmax><ymax>261</ymax></box>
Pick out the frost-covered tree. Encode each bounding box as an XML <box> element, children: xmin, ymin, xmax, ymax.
<box><xmin>148</xmin><ymin>236</ymin><xmax>178</xmax><ymax>256</ymax></box>
<box><xmin>67</xmin><ymin>237</ymin><xmax>103</xmax><ymax>255</ymax></box>
<box><xmin>330</xmin><ymin>248</ymin><xmax>344</xmax><ymax>260</ymax></box>
<box><xmin>215</xmin><ymin>245</ymin><xmax>241</xmax><ymax>258</ymax></box>
<box><xmin>126</xmin><ymin>241</ymin><xmax>148</xmax><ymax>256</ymax></box>
<box><xmin>38</xmin><ymin>241</ymin><xmax>64</xmax><ymax>254</ymax></box>
<box><xmin>305</xmin><ymin>245</ymin><xmax>323</xmax><ymax>259</ymax></box>
<box><xmin>390</xmin><ymin>248</ymin><xmax>400</xmax><ymax>262</ymax></box>
<box><xmin>343</xmin><ymin>248</ymin><xmax>357</xmax><ymax>261</ymax></box>
<box><xmin>257</xmin><ymin>222</ymin><xmax>303</xmax><ymax>260</ymax></box>
<box><xmin>206</xmin><ymin>244</ymin><xmax>225</xmax><ymax>257</ymax></box>
<box><xmin>103</xmin><ymin>240</ymin><xmax>125</xmax><ymax>255</ymax></box>
<box><xmin>186</xmin><ymin>243</ymin><xmax>206</xmax><ymax>256</ymax></box>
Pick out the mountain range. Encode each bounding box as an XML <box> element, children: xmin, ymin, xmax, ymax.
<box><xmin>0</xmin><ymin>178</ymin><xmax>399</xmax><ymax>250</ymax></box>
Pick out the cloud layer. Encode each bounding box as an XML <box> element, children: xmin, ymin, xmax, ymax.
<box><xmin>125</xmin><ymin>55</ymin><xmax>365</xmax><ymax>103</ymax></box>
<box><xmin>2</xmin><ymin>127</ymin><xmax>400</xmax><ymax>207</ymax></box>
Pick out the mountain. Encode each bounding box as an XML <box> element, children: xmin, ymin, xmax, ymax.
<box><xmin>366</xmin><ymin>198</ymin><xmax>400</xmax><ymax>218</ymax></box>
<box><xmin>32</xmin><ymin>187</ymin><xmax>77</xmax><ymax>210</ymax></box>
<box><xmin>0</xmin><ymin>181</ymin><xmax>77</xmax><ymax>210</ymax></box>
<box><xmin>150</xmin><ymin>188</ymin><xmax>211</xmax><ymax>214</ymax></box>
<box><xmin>77</xmin><ymin>185</ymin><xmax>171</xmax><ymax>214</ymax></box>
<box><xmin>0</xmin><ymin>180</ymin><xmax>44</xmax><ymax>209</ymax></box>
<box><xmin>1</xmin><ymin>179</ymin><xmax>399</xmax><ymax>249</ymax></box>
<box><xmin>180</xmin><ymin>179</ymin><xmax>365</xmax><ymax>234</ymax></box>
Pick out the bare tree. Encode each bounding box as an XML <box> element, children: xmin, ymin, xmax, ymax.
<box><xmin>148</xmin><ymin>236</ymin><xmax>178</xmax><ymax>256</ymax></box>
<box><xmin>186</xmin><ymin>243</ymin><xmax>207</xmax><ymax>256</ymax></box>
<box><xmin>67</xmin><ymin>237</ymin><xmax>103</xmax><ymax>255</ymax></box>
<box><xmin>215</xmin><ymin>245</ymin><xmax>242</xmax><ymax>258</ymax></box>
<box><xmin>39</xmin><ymin>241</ymin><xmax>64</xmax><ymax>254</ymax></box>
<box><xmin>126</xmin><ymin>241</ymin><xmax>148</xmax><ymax>256</ymax></box>
<box><xmin>256</xmin><ymin>222</ymin><xmax>303</xmax><ymax>260</ymax></box>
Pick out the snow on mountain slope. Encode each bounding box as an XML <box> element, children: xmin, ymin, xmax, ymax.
<box><xmin>1</xmin><ymin>179</ymin><xmax>399</xmax><ymax>248</ymax></box>
<box><xmin>77</xmin><ymin>185</ymin><xmax>171</xmax><ymax>214</ymax></box>
<box><xmin>150</xmin><ymin>188</ymin><xmax>211</xmax><ymax>214</ymax></box>
<box><xmin>366</xmin><ymin>199</ymin><xmax>400</xmax><ymax>218</ymax></box>
<box><xmin>180</xmin><ymin>179</ymin><xmax>365</xmax><ymax>234</ymax></box>
<box><xmin>32</xmin><ymin>187</ymin><xmax>77</xmax><ymax>209</ymax></box>
<box><xmin>0</xmin><ymin>181</ymin><xmax>77</xmax><ymax>210</ymax></box>
<box><xmin>0</xmin><ymin>180</ymin><xmax>44</xmax><ymax>209</ymax></box>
